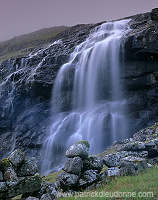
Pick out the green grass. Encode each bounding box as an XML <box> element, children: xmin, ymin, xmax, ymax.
<box><xmin>42</xmin><ymin>170</ymin><xmax>63</xmax><ymax>183</ymax></box>
<box><xmin>0</xmin><ymin>26</ymin><xmax>68</xmax><ymax>63</ymax></box>
<box><xmin>58</xmin><ymin>165</ymin><xmax>158</xmax><ymax>200</ymax></box>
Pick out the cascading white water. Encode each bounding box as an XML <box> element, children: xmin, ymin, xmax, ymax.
<box><xmin>41</xmin><ymin>20</ymin><xmax>130</xmax><ymax>174</ymax></box>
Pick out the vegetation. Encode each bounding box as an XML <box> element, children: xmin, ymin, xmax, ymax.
<box><xmin>0</xmin><ymin>26</ymin><xmax>68</xmax><ymax>63</ymax></box>
<box><xmin>58</xmin><ymin>165</ymin><xmax>158</xmax><ymax>200</ymax></box>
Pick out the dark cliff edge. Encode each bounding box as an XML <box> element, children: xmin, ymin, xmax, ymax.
<box><xmin>0</xmin><ymin>8</ymin><xmax>158</xmax><ymax>167</ymax></box>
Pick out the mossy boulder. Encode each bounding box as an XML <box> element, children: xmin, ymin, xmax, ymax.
<box><xmin>8</xmin><ymin>149</ymin><xmax>25</xmax><ymax>167</ymax></box>
<box><xmin>65</xmin><ymin>140</ymin><xmax>90</xmax><ymax>158</ymax></box>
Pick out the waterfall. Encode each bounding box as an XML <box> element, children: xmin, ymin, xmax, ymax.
<box><xmin>41</xmin><ymin>19</ymin><xmax>130</xmax><ymax>174</ymax></box>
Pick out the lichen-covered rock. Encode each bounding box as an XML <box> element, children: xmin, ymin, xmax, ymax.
<box><xmin>78</xmin><ymin>169</ymin><xmax>100</xmax><ymax>187</ymax></box>
<box><xmin>7</xmin><ymin>175</ymin><xmax>42</xmax><ymax>198</ymax></box>
<box><xmin>121</xmin><ymin>142</ymin><xmax>145</xmax><ymax>151</ymax></box>
<box><xmin>103</xmin><ymin>151</ymin><xmax>148</xmax><ymax>168</ymax></box>
<box><xmin>82</xmin><ymin>156</ymin><xmax>103</xmax><ymax>173</ymax></box>
<box><xmin>57</xmin><ymin>171</ymin><xmax>79</xmax><ymax>190</ymax></box>
<box><xmin>62</xmin><ymin>156</ymin><xmax>83</xmax><ymax>175</ymax></box>
<box><xmin>120</xmin><ymin>156</ymin><xmax>149</xmax><ymax>175</ymax></box>
<box><xmin>106</xmin><ymin>167</ymin><xmax>120</xmax><ymax>177</ymax></box>
<box><xmin>65</xmin><ymin>141</ymin><xmax>90</xmax><ymax>158</ymax></box>
<box><xmin>17</xmin><ymin>157</ymin><xmax>38</xmax><ymax>177</ymax></box>
<box><xmin>8</xmin><ymin>149</ymin><xmax>25</xmax><ymax>167</ymax></box>
<box><xmin>103</xmin><ymin>153</ymin><xmax>122</xmax><ymax>167</ymax></box>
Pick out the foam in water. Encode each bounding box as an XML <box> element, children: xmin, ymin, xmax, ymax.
<box><xmin>41</xmin><ymin>20</ymin><xmax>130</xmax><ymax>174</ymax></box>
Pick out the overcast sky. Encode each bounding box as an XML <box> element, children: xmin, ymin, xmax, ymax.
<box><xmin>0</xmin><ymin>0</ymin><xmax>158</xmax><ymax>41</ymax></box>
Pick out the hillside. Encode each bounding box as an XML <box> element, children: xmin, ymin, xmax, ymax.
<box><xmin>0</xmin><ymin>26</ymin><xmax>68</xmax><ymax>63</ymax></box>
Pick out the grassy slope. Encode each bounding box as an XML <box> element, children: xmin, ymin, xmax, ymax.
<box><xmin>57</xmin><ymin>165</ymin><xmax>158</xmax><ymax>200</ymax></box>
<box><xmin>0</xmin><ymin>26</ymin><xmax>68</xmax><ymax>63</ymax></box>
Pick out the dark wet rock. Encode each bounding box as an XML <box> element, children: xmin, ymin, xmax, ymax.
<box><xmin>17</xmin><ymin>157</ymin><xmax>38</xmax><ymax>177</ymax></box>
<box><xmin>63</xmin><ymin>156</ymin><xmax>83</xmax><ymax>175</ymax></box>
<box><xmin>8</xmin><ymin>149</ymin><xmax>25</xmax><ymax>167</ymax></box>
<box><xmin>65</xmin><ymin>141</ymin><xmax>90</xmax><ymax>158</ymax></box>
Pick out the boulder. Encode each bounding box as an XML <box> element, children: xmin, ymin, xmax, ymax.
<box><xmin>8</xmin><ymin>149</ymin><xmax>25</xmax><ymax>167</ymax></box>
<box><xmin>121</xmin><ymin>142</ymin><xmax>145</xmax><ymax>151</ymax></box>
<box><xmin>82</xmin><ymin>156</ymin><xmax>103</xmax><ymax>173</ymax></box>
<box><xmin>17</xmin><ymin>157</ymin><xmax>38</xmax><ymax>177</ymax></box>
<box><xmin>42</xmin><ymin>181</ymin><xmax>59</xmax><ymax>200</ymax></box>
<box><xmin>7</xmin><ymin>175</ymin><xmax>42</xmax><ymax>198</ymax></box>
<box><xmin>62</xmin><ymin>156</ymin><xmax>83</xmax><ymax>175</ymax></box>
<box><xmin>103</xmin><ymin>153</ymin><xmax>122</xmax><ymax>167</ymax></box>
<box><xmin>57</xmin><ymin>171</ymin><xmax>79</xmax><ymax>190</ymax></box>
<box><xmin>106</xmin><ymin>167</ymin><xmax>120</xmax><ymax>177</ymax></box>
<box><xmin>103</xmin><ymin>151</ymin><xmax>148</xmax><ymax>168</ymax></box>
<box><xmin>78</xmin><ymin>169</ymin><xmax>100</xmax><ymax>187</ymax></box>
<box><xmin>120</xmin><ymin>156</ymin><xmax>149</xmax><ymax>175</ymax></box>
<box><xmin>65</xmin><ymin>141</ymin><xmax>90</xmax><ymax>158</ymax></box>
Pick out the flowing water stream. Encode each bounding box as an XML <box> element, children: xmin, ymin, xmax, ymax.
<box><xmin>41</xmin><ymin>19</ymin><xmax>130</xmax><ymax>174</ymax></box>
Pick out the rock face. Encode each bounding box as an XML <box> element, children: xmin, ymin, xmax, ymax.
<box><xmin>0</xmin><ymin>8</ymin><xmax>158</xmax><ymax>166</ymax></box>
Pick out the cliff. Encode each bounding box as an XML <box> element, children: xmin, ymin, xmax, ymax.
<box><xmin>0</xmin><ymin>8</ymin><xmax>158</xmax><ymax>166</ymax></box>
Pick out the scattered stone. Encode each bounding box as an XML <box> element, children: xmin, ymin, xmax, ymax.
<box><xmin>63</xmin><ymin>156</ymin><xmax>83</xmax><ymax>175</ymax></box>
<box><xmin>65</xmin><ymin>140</ymin><xmax>90</xmax><ymax>158</ymax></box>
<box><xmin>82</xmin><ymin>156</ymin><xmax>103</xmax><ymax>173</ymax></box>
<box><xmin>8</xmin><ymin>149</ymin><xmax>25</xmax><ymax>167</ymax></box>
